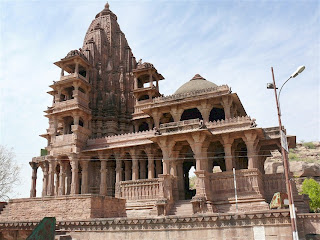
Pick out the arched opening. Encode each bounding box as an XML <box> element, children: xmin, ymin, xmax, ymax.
<box><xmin>63</xmin><ymin>86</ymin><xmax>75</xmax><ymax>101</ymax></box>
<box><xmin>209</xmin><ymin>107</ymin><xmax>225</xmax><ymax>122</ymax></box>
<box><xmin>137</xmin><ymin>78</ymin><xmax>144</xmax><ymax>88</ymax></box>
<box><xmin>139</xmin><ymin>151</ymin><xmax>148</xmax><ymax>179</ymax></box>
<box><xmin>88</xmin><ymin>157</ymin><xmax>100</xmax><ymax>194</ymax></box>
<box><xmin>233</xmin><ymin>139</ymin><xmax>248</xmax><ymax>169</ymax></box>
<box><xmin>63</xmin><ymin>116</ymin><xmax>74</xmax><ymax>134</ymax></box>
<box><xmin>138</xmin><ymin>95</ymin><xmax>149</xmax><ymax>101</ymax></box>
<box><xmin>176</xmin><ymin>143</ymin><xmax>196</xmax><ymax>200</ymax></box>
<box><xmin>160</xmin><ymin>112</ymin><xmax>174</xmax><ymax>125</ymax></box>
<box><xmin>138</xmin><ymin>122</ymin><xmax>149</xmax><ymax>131</ymax></box>
<box><xmin>180</xmin><ymin>108</ymin><xmax>203</xmax><ymax>121</ymax></box>
<box><xmin>208</xmin><ymin>141</ymin><xmax>226</xmax><ymax>172</ymax></box>
<box><xmin>79</xmin><ymin>117</ymin><xmax>84</xmax><ymax>127</ymax></box>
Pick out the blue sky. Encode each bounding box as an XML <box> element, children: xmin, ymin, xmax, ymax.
<box><xmin>0</xmin><ymin>0</ymin><xmax>319</xmax><ymax>198</ymax></box>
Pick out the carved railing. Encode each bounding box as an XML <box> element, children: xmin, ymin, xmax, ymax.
<box><xmin>153</xmin><ymin>85</ymin><xmax>230</xmax><ymax>104</ymax></box>
<box><xmin>60</xmin><ymin>73</ymin><xmax>89</xmax><ymax>83</ymax></box>
<box><xmin>119</xmin><ymin>178</ymin><xmax>160</xmax><ymax>200</ymax></box>
<box><xmin>209</xmin><ymin>169</ymin><xmax>264</xmax><ymax>202</ymax></box>
<box><xmin>53</xmin><ymin>97</ymin><xmax>89</xmax><ymax>113</ymax></box>
<box><xmin>206</xmin><ymin>116</ymin><xmax>255</xmax><ymax>133</ymax></box>
<box><xmin>159</xmin><ymin>118</ymin><xmax>202</xmax><ymax>134</ymax></box>
<box><xmin>52</xmin><ymin>134</ymin><xmax>74</xmax><ymax>147</ymax></box>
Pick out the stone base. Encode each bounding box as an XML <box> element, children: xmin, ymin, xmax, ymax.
<box><xmin>0</xmin><ymin>194</ymin><xmax>126</xmax><ymax>222</ymax></box>
<box><xmin>1</xmin><ymin>211</ymin><xmax>319</xmax><ymax>240</ymax></box>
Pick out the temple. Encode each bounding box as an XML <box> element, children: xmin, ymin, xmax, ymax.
<box><xmin>0</xmin><ymin>3</ymin><xmax>318</xmax><ymax>240</ymax></box>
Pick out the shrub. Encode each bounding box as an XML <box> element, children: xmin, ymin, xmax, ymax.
<box><xmin>303</xmin><ymin>142</ymin><xmax>316</xmax><ymax>149</ymax></box>
<box><xmin>301</xmin><ymin>178</ymin><xmax>320</xmax><ymax>213</ymax></box>
<box><xmin>288</xmin><ymin>152</ymin><xmax>299</xmax><ymax>161</ymax></box>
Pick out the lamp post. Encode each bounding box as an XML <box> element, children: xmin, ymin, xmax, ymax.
<box><xmin>267</xmin><ymin>65</ymin><xmax>305</xmax><ymax>240</ymax></box>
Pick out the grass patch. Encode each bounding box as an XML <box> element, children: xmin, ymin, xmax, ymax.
<box><xmin>289</xmin><ymin>152</ymin><xmax>299</xmax><ymax>161</ymax></box>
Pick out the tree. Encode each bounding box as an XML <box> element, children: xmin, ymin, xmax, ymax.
<box><xmin>301</xmin><ymin>178</ymin><xmax>320</xmax><ymax>213</ymax></box>
<box><xmin>0</xmin><ymin>145</ymin><xmax>20</xmax><ymax>201</ymax></box>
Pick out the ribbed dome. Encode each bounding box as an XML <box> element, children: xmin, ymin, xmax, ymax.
<box><xmin>174</xmin><ymin>74</ymin><xmax>217</xmax><ymax>95</ymax></box>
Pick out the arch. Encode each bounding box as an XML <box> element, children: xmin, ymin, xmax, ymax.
<box><xmin>63</xmin><ymin>116</ymin><xmax>74</xmax><ymax>134</ymax></box>
<box><xmin>232</xmin><ymin>139</ymin><xmax>248</xmax><ymax>169</ymax></box>
<box><xmin>138</xmin><ymin>95</ymin><xmax>149</xmax><ymax>101</ymax></box>
<box><xmin>62</xmin><ymin>86</ymin><xmax>75</xmax><ymax>101</ymax></box>
<box><xmin>160</xmin><ymin>112</ymin><xmax>174</xmax><ymax>124</ymax></box>
<box><xmin>209</xmin><ymin>107</ymin><xmax>225</xmax><ymax>122</ymax></box>
<box><xmin>208</xmin><ymin>141</ymin><xmax>226</xmax><ymax>172</ymax></box>
<box><xmin>180</xmin><ymin>108</ymin><xmax>203</xmax><ymax>121</ymax></box>
<box><xmin>138</xmin><ymin>122</ymin><xmax>149</xmax><ymax>131</ymax></box>
<box><xmin>138</xmin><ymin>150</ymin><xmax>148</xmax><ymax>179</ymax></box>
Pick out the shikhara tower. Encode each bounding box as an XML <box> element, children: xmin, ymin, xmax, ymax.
<box><xmin>0</xmin><ymin>3</ymin><xmax>317</xmax><ymax>240</ymax></box>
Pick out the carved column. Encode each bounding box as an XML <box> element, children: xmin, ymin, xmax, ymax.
<box><xmin>58</xmin><ymin>162</ymin><xmax>66</xmax><ymax>196</ymax></box>
<box><xmin>54</xmin><ymin>167</ymin><xmax>59</xmax><ymax>196</ymax></box>
<box><xmin>243</xmin><ymin>132</ymin><xmax>258</xmax><ymax>169</ymax></box>
<box><xmin>170</xmin><ymin>106</ymin><xmax>184</xmax><ymax>122</ymax></box>
<box><xmin>189</xmin><ymin>132</ymin><xmax>207</xmax><ymax>171</ymax></box>
<box><xmin>40</xmin><ymin>162</ymin><xmax>48</xmax><ymax>197</ymax></box>
<box><xmin>100</xmin><ymin>160</ymin><xmax>107</xmax><ymax>195</ymax></box>
<box><xmin>29</xmin><ymin>162</ymin><xmax>38</xmax><ymax>198</ymax></box>
<box><xmin>177</xmin><ymin>161</ymin><xmax>185</xmax><ymax>199</ymax></box>
<box><xmin>80</xmin><ymin>161</ymin><xmax>89</xmax><ymax>194</ymax></box>
<box><xmin>116</xmin><ymin>159</ymin><xmax>123</xmax><ymax>183</ymax></box>
<box><xmin>198</xmin><ymin>102</ymin><xmax>211</xmax><ymax>123</ymax></box>
<box><xmin>147</xmin><ymin>153</ymin><xmax>155</xmax><ymax>179</ymax></box>
<box><xmin>221</xmin><ymin>96</ymin><xmax>233</xmax><ymax>120</ymax></box>
<box><xmin>151</xmin><ymin>110</ymin><xmax>161</xmax><ymax>128</ymax></box>
<box><xmin>158</xmin><ymin>138</ymin><xmax>175</xmax><ymax>175</ymax></box>
<box><xmin>130</xmin><ymin>149</ymin><xmax>139</xmax><ymax>180</ymax></box>
<box><xmin>70</xmin><ymin>157</ymin><xmax>79</xmax><ymax>195</ymax></box>
<box><xmin>222</xmin><ymin>134</ymin><xmax>234</xmax><ymax>171</ymax></box>
<box><xmin>149</xmin><ymin>70</ymin><xmax>153</xmax><ymax>87</ymax></box>
<box><xmin>75</xmin><ymin>60</ymin><xmax>79</xmax><ymax>74</ymax></box>
<box><xmin>47</xmin><ymin>159</ymin><xmax>56</xmax><ymax>196</ymax></box>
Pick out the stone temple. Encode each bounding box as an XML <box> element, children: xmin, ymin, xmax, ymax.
<box><xmin>0</xmin><ymin>3</ymin><xmax>319</xmax><ymax>240</ymax></box>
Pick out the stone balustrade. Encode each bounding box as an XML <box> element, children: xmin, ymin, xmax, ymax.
<box><xmin>53</xmin><ymin>98</ymin><xmax>89</xmax><ymax>113</ymax></box>
<box><xmin>159</xmin><ymin>118</ymin><xmax>202</xmax><ymax>134</ymax></box>
<box><xmin>119</xmin><ymin>178</ymin><xmax>160</xmax><ymax>200</ymax></box>
<box><xmin>206</xmin><ymin>116</ymin><xmax>255</xmax><ymax>134</ymax></box>
<box><xmin>209</xmin><ymin>169</ymin><xmax>264</xmax><ymax>202</ymax></box>
<box><xmin>153</xmin><ymin>85</ymin><xmax>230</xmax><ymax>104</ymax></box>
<box><xmin>60</xmin><ymin>73</ymin><xmax>89</xmax><ymax>83</ymax></box>
<box><xmin>52</xmin><ymin>134</ymin><xmax>74</xmax><ymax>147</ymax></box>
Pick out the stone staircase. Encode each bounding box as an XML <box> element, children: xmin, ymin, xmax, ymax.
<box><xmin>168</xmin><ymin>200</ymin><xmax>193</xmax><ymax>216</ymax></box>
<box><xmin>125</xmin><ymin>199</ymin><xmax>158</xmax><ymax>218</ymax></box>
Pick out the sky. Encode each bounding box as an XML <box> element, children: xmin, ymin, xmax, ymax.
<box><xmin>0</xmin><ymin>0</ymin><xmax>319</xmax><ymax>199</ymax></box>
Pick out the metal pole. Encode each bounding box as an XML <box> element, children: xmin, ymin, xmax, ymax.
<box><xmin>233</xmin><ymin>167</ymin><xmax>238</xmax><ymax>212</ymax></box>
<box><xmin>271</xmin><ymin>67</ymin><xmax>299</xmax><ymax>240</ymax></box>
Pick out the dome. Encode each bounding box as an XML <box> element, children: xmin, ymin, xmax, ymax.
<box><xmin>174</xmin><ymin>74</ymin><xmax>217</xmax><ymax>95</ymax></box>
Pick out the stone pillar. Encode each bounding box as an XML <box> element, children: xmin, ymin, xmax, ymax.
<box><xmin>47</xmin><ymin>160</ymin><xmax>56</xmax><ymax>196</ymax></box>
<box><xmin>116</xmin><ymin>159</ymin><xmax>123</xmax><ymax>183</ymax></box>
<box><xmin>149</xmin><ymin>70</ymin><xmax>153</xmax><ymax>87</ymax></box>
<box><xmin>222</xmin><ymin>135</ymin><xmax>234</xmax><ymax>171</ymax></box>
<box><xmin>130</xmin><ymin>149</ymin><xmax>139</xmax><ymax>180</ymax></box>
<box><xmin>58</xmin><ymin>162</ymin><xmax>66</xmax><ymax>196</ymax></box>
<box><xmin>170</xmin><ymin>106</ymin><xmax>183</xmax><ymax>122</ymax></box>
<box><xmin>60</xmin><ymin>67</ymin><xmax>64</xmax><ymax>77</ymax></box>
<box><xmin>54</xmin><ymin>167</ymin><xmax>60</xmax><ymax>196</ymax></box>
<box><xmin>124</xmin><ymin>161</ymin><xmax>131</xmax><ymax>180</ymax></box>
<box><xmin>198</xmin><ymin>102</ymin><xmax>211</xmax><ymax>123</ymax></box>
<box><xmin>80</xmin><ymin>161</ymin><xmax>89</xmax><ymax>194</ymax></box>
<box><xmin>100</xmin><ymin>160</ymin><xmax>107</xmax><ymax>195</ymax></box>
<box><xmin>75</xmin><ymin>60</ymin><xmax>79</xmax><ymax>74</ymax></box>
<box><xmin>148</xmin><ymin>155</ymin><xmax>155</xmax><ymax>179</ymax></box>
<box><xmin>177</xmin><ymin>161</ymin><xmax>185</xmax><ymax>199</ymax></box>
<box><xmin>134</xmin><ymin>77</ymin><xmax>138</xmax><ymax>89</ymax></box>
<box><xmin>29</xmin><ymin>162</ymin><xmax>38</xmax><ymax>198</ymax></box>
<box><xmin>41</xmin><ymin>162</ymin><xmax>48</xmax><ymax>197</ymax></box>
<box><xmin>158</xmin><ymin>138</ymin><xmax>175</xmax><ymax>175</ymax></box>
<box><xmin>152</xmin><ymin>110</ymin><xmax>161</xmax><ymax>128</ymax></box>
<box><xmin>243</xmin><ymin>132</ymin><xmax>258</xmax><ymax>169</ymax></box>
<box><xmin>221</xmin><ymin>96</ymin><xmax>233</xmax><ymax>120</ymax></box>
<box><xmin>70</xmin><ymin>159</ymin><xmax>79</xmax><ymax>195</ymax></box>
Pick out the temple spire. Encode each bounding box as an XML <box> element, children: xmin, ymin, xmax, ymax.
<box><xmin>105</xmin><ymin>2</ymin><xmax>109</xmax><ymax>9</ymax></box>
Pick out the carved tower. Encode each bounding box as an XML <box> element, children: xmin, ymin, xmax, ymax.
<box><xmin>81</xmin><ymin>3</ymin><xmax>137</xmax><ymax>137</ymax></box>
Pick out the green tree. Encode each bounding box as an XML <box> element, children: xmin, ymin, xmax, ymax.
<box><xmin>301</xmin><ymin>178</ymin><xmax>320</xmax><ymax>213</ymax></box>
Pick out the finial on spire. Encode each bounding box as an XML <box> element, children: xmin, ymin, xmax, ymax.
<box><xmin>105</xmin><ymin>2</ymin><xmax>109</xmax><ymax>9</ymax></box>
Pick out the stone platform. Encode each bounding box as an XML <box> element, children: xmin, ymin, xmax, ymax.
<box><xmin>0</xmin><ymin>195</ymin><xmax>126</xmax><ymax>222</ymax></box>
<box><xmin>0</xmin><ymin>210</ymin><xmax>319</xmax><ymax>240</ymax></box>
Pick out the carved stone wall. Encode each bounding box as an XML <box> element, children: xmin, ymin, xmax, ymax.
<box><xmin>81</xmin><ymin>4</ymin><xmax>137</xmax><ymax>137</ymax></box>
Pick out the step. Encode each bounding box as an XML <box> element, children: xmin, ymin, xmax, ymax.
<box><xmin>169</xmin><ymin>200</ymin><xmax>194</xmax><ymax>216</ymax></box>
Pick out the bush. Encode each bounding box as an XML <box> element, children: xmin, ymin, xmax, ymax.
<box><xmin>303</xmin><ymin>142</ymin><xmax>316</xmax><ymax>149</ymax></box>
<box><xmin>300</xmin><ymin>178</ymin><xmax>320</xmax><ymax>213</ymax></box>
<box><xmin>288</xmin><ymin>152</ymin><xmax>299</xmax><ymax>161</ymax></box>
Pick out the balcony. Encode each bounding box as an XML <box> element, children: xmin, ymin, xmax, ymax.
<box><xmin>52</xmin><ymin>98</ymin><xmax>89</xmax><ymax>114</ymax></box>
<box><xmin>59</xmin><ymin>73</ymin><xmax>89</xmax><ymax>83</ymax></box>
<box><xmin>159</xmin><ymin>119</ymin><xmax>202</xmax><ymax>134</ymax></box>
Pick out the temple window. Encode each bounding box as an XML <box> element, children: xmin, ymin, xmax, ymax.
<box><xmin>63</xmin><ymin>116</ymin><xmax>74</xmax><ymax>134</ymax></box>
<box><xmin>138</xmin><ymin>95</ymin><xmax>149</xmax><ymax>101</ymax></box>
<box><xmin>180</xmin><ymin>108</ymin><xmax>203</xmax><ymax>121</ymax></box>
<box><xmin>138</xmin><ymin>122</ymin><xmax>149</xmax><ymax>131</ymax></box>
<box><xmin>208</xmin><ymin>141</ymin><xmax>226</xmax><ymax>172</ymax></box>
<box><xmin>209</xmin><ymin>107</ymin><xmax>225</xmax><ymax>122</ymax></box>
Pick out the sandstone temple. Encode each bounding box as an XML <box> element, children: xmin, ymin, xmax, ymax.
<box><xmin>0</xmin><ymin>3</ymin><xmax>319</xmax><ymax>240</ymax></box>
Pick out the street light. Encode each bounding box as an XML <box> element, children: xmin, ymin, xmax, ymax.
<box><xmin>267</xmin><ymin>65</ymin><xmax>305</xmax><ymax>240</ymax></box>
